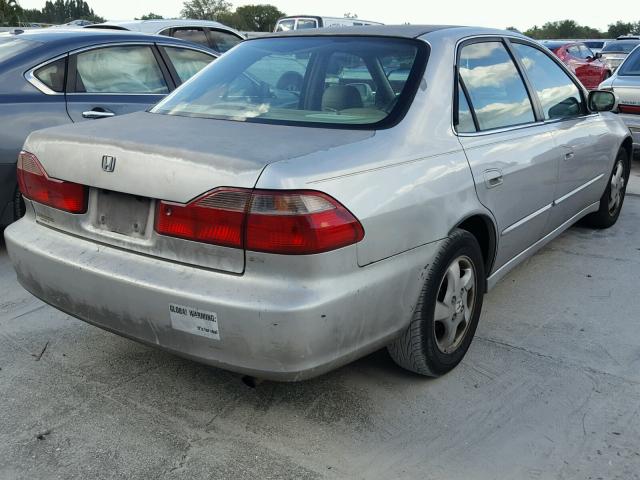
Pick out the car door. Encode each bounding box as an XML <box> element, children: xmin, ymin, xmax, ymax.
<box><xmin>510</xmin><ymin>41</ymin><xmax>609</xmax><ymax>228</ymax></box>
<box><xmin>456</xmin><ymin>39</ymin><xmax>558</xmax><ymax>270</ymax></box>
<box><xmin>157</xmin><ymin>45</ymin><xmax>217</xmax><ymax>85</ymax></box>
<box><xmin>65</xmin><ymin>44</ymin><xmax>174</xmax><ymax>123</ymax></box>
<box><xmin>579</xmin><ymin>44</ymin><xmax>603</xmax><ymax>88</ymax></box>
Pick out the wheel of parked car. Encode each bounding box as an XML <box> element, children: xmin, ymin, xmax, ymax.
<box><xmin>13</xmin><ymin>187</ymin><xmax>25</xmax><ymax>222</ymax></box>
<box><xmin>584</xmin><ymin>148</ymin><xmax>630</xmax><ymax>229</ymax></box>
<box><xmin>388</xmin><ymin>229</ymin><xmax>486</xmax><ymax>377</ymax></box>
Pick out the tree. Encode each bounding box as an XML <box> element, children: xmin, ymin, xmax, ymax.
<box><xmin>181</xmin><ymin>0</ymin><xmax>231</xmax><ymax>20</ymax></box>
<box><xmin>607</xmin><ymin>20</ymin><xmax>639</xmax><ymax>38</ymax></box>
<box><xmin>226</xmin><ymin>4</ymin><xmax>284</xmax><ymax>31</ymax></box>
<box><xmin>137</xmin><ymin>12</ymin><xmax>163</xmax><ymax>20</ymax></box>
<box><xmin>0</xmin><ymin>0</ymin><xmax>21</xmax><ymax>26</ymax></box>
<box><xmin>523</xmin><ymin>20</ymin><xmax>603</xmax><ymax>40</ymax></box>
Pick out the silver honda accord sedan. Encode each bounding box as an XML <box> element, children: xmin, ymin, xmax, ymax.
<box><xmin>4</xmin><ymin>25</ymin><xmax>633</xmax><ymax>381</ymax></box>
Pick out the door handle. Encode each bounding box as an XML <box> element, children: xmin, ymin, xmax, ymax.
<box><xmin>562</xmin><ymin>145</ymin><xmax>575</xmax><ymax>161</ymax></box>
<box><xmin>82</xmin><ymin>110</ymin><xmax>115</xmax><ymax>119</ymax></box>
<box><xmin>483</xmin><ymin>169</ymin><xmax>503</xmax><ymax>189</ymax></box>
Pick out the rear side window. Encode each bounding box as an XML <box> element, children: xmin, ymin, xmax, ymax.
<box><xmin>164</xmin><ymin>47</ymin><xmax>215</xmax><ymax>83</ymax></box>
<box><xmin>296</xmin><ymin>19</ymin><xmax>318</xmax><ymax>29</ymax></box>
<box><xmin>207</xmin><ymin>29</ymin><xmax>242</xmax><ymax>53</ymax></box>
<box><xmin>34</xmin><ymin>57</ymin><xmax>66</xmax><ymax>93</ymax></box>
<box><xmin>512</xmin><ymin>43</ymin><xmax>584</xmax><ymax>120</ymax></box>
<box><xmin>172</xmin><ymin>27</ymin><xmax>209</xmax><ymax>47</ymax></box>
<box><xmin>75</xmin><ymin>46</ymin><xmax>168</xmax><ymax>94</ymax></box>
<box><xmin>458</xmin><ymin>41</ymin><xmax>535</xmax><ymax>131</ymax></box>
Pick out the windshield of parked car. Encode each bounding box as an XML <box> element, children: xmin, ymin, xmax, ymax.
<box><xmin>618</xmin><ymin>47</ymin><xmax>640</xmax><ymax>75</ymax></box>
<box><xmin>602</xmin><ymin>41</ymin><xmax>640</xmax><ymax>53</ymax></box>
<box><xmin>151</xmin><ymin>36</ymin><xmax>425</xmax><ymax>128</ymax></box>
<box><xmin>0</xmin><ymin>36</ymin><xmax>36</xmax><ymax>64</ymax></box>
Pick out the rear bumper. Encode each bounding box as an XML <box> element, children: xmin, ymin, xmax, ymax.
<box><xmin>0</xmin><ymin>163</ymin><xmax>16</xmax><ymax>226</ymax></box>
<box><xmin>5</xmin><ymin>217</ymin><xmax>440</xmax><ymax>381</ymax></box>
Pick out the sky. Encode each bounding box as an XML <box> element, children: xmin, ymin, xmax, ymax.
<box><xmin>15</xmin><ymin>0</ymin><xmax>639</xmax><ymax>32</ymax></box>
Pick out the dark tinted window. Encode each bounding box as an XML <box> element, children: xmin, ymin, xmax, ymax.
<box><xmin>584</xmin><ymin>41</ymin><xmax>604</xmax><ymax>49</ymax></box>
<box><xmin>208</xmin><ymin>29</ymin><xmax>242</xmax><ymax>53</ymax></box>
<box><xmin>457</xmin><ymin>83</ymin><xmax>476</xmax><ymax>133</ymax></box>
<box><xmin>172</xmin><ymin>27</ymin><xmax>209</xmax><ymax>47</ymax></box>
<box><xmin>458</xmin><ymin>41</ymin><xmax>535</xmax><ymax>130</ymax></box>
<box><xmin>602</xmin><ymin>41</ymin><xmax>640</xmax><ymax>53</ymax></box>
<box><xmin>296</xmin><ymin>19</ymin><xmax>318</xmax><ymax>29</ymax></box>
<box><xmin>34</xmin><ymin>57</ymin><xmax>66</xmax><ymax>93</ymax></box>
<box><xmin>512</xmin><ymin>43</ymin><xmax>583</xmax><ymax>120</ymax></box>
<box><xmin>618</xmin><ymin>47</ymin><xmax>640</xmax><ymax>75</ymax></box>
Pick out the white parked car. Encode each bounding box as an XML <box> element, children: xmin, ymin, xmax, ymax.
<box><xmin>274</xmin><ymin>15</ymin><xmax>382</xmax><ymax>32</ymax></box>
<box><xmin>86</xmin><ymin>19</ymin><xmax>244</xmax><ymax>53</ymax></box>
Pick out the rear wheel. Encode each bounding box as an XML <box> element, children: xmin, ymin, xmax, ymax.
<box><xmin>387</xmin><ymin>229</ymin><xmax>486</xmax><ymax>377</ymax></box>
<box><xmin>583</xmin><ymin>148</ymin><xmax>629</xmax><ymax>229</ymax></box>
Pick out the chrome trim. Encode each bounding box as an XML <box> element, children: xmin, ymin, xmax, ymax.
<box><xmin>488</xmin><ymin>201</ymin><xmax>600</xmax><ymax>290</ymax></box>
<box><xmin>502</xmin><ymin>203</ymin><xmax>552</xmax><ymax>236</ymax></box>
<box><xmin>24</xmin><ymin>53</ymin><xmax>68</xmax><ymax>96</ymax></box>
<box><xmin>553</xmin><ymin>174</ymin><xmax>605</xmax><ymax>206</ymax></box>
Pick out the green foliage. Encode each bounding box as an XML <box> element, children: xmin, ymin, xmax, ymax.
<box><xmin>137</xmin><ymin>12</ymin><xmax>164</xmax><ymax>20</ymax></box>
<box><xmin>0</xmin><ymin>0</ymin><xmax>20</xmax><ymax>26</ymax></box>
<box><xmin>180</xmin><ymin>0</ymin><xmax>231</xmax><ymax>20</ymax></box>
<box><xmin>523</xmin><ymin>20</ymin><xmax>602</xmax><ymax>40</ymax></box>
<box><xmin>16</xmin><ymin>0</ymin><xmax>104</xmax><ymax>24</ymax></box>
<box><xmin>218</xmin><ymin>4</ymin><xmax>284</xmax><ymax>31</ymax></box>
<box><xmin>606</xmin><ymin>20</ymin><xmax>640</xmax><ymax>38</ymax></box>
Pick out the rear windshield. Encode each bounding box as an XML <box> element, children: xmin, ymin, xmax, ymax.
<box><xmin>0</xmin><ymin>36</ymin><xmax>36</xmax><ymax>64</ymax></box>
<box><xmin>584</xmin><ymin>41</ymin><xmax>604</xmax><ymax>49</ymax></box>
<box><xmin>151</xmin><ymin>36</ymin><xmax>427</xmax><ymax>129</ymax></box>
<box><xmin>618</xmin><ymin>47</ymin><xmax>640</xmax><ymax>75</ymax></box>
<box><xmin>602</xmin><ymin>41</ymin><xmax>640</xmax><ymax>53</ymax></box>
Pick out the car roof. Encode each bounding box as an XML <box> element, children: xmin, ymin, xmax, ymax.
<box><xmin>87</xmin><ymin>19</ymin><xmax>239</xmax><ymax>34</ymax></box>
<box><xmin>262</xmin><ymin>24</ymin><xmax>518</xmax><ymax>40</ymax></box>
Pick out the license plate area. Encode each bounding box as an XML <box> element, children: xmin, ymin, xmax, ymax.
<box><xmin>95</xmin><ymin>190</ymin><xmax>151</xmax><ymax>238</ymax></box>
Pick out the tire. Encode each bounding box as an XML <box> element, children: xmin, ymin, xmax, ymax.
<box><xmin>13</xmin><ymin>186</ymin><xmax>25</xmax><ymax>222</ymax></box>
<box><xmin>387</xmin><ymin>228</ymin><xmax>486</xmax><ymax>377</ymax></box>
<box><xmin>583</xmin><ymin>148</ymin><xmax>629</xmax><ymax>229</ymax></box>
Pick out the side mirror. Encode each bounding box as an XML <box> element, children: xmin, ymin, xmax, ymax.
<box><xmin>588</xmin><ymin>90</ymin><xmax>618</xmax><ymax>112</ymax></box>
<box><xmin>594</xmin><ymin>52</ymin><xmax>603</xmax><ymax>59</ymax></box>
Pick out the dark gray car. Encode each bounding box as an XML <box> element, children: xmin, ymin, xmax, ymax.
<box><xmin>0</xmin><ymin>28</ymin><xmax>217</xmax><ymax>226</ymax></box>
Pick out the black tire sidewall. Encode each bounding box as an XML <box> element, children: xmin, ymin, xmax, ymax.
<box><xmin>603</xmin><ymin>149</ymin><xmax>629</xmax><ymax>223</ymax></box>
<box><xmin>419</xmin><ymin>231</ymin><xmax>486</xmax><ymax>374</ymax></box>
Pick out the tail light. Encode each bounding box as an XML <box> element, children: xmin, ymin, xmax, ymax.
<box><xmin>17</xmin><ymin>151</ymin><xmax>87</xmax><ymax>214</ymax></box>
<box><xmin>619</xmin><ymin>104</ymin><xmax>640</xmax><ymax>114</ymax></box>
<box><xmin>156</xmin><ymin>188</ymin><xmax>364</xmax><ymax>255</ymax></box>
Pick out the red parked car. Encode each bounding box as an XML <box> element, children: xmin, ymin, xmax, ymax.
<box><xmin>541</xmin><ymin>40</ymin><xmax>612</xmax><ymax>90</ymax></box>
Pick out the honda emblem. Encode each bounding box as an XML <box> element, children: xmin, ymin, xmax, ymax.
<box><xmin>101</xmin><ymin>155</ymin><xmax>116</xmax><ymax>173</ymax></box>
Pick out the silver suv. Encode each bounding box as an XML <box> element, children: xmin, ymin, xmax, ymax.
<box><xmin>5</xmin><ymin>26</ymin><xmax>632</xmax><ymax>381</ymax></box>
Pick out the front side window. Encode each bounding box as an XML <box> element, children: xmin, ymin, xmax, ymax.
<box><xmin>172</xmin><ymin>27</ymin><xmax>209</xmax><ymax>47</ymax></box>
<box><xmin>566</xmin><ymin>45</ymin><xmax>581</xmax><ymax>58</ymax></box>
<box><xmin>579</xmin><ymin>45</ymin><xmax>594</xmax><ymax>59</ymax></box>
<box><xmin>275</xmin><ymin>19</ymin><xmax>295</xmax><ymax>32</ymax></box>
<box><xmin>208</xmin><ymin>29</ymin><xmax>242</xmax><ymax>53</ymax></box>
<box><xmin>152</xmin><ymin>37</ymin><xmax>425</xmax><ymax>128</ymax></box>
<box><xmin>34</xmin><ymin>57</ymin><xmax>66</xmax><ymax>93</ymax></box>
<box><xmin>75</xmin><ymin>46</ymin><xmax>168</xmax><ymax>94</ymax></box>
<box><xmin>458</xmin><ymin>41</ymin><xmax>535</xmax><ymax>131</ymax></box>
<box><xmin>618</xmin><ymin>47</ymin><xmax>640</xmax><ymax>75</ymax></box>
<box><xmin>164</xmin><ymin>47</ymin><xmax>215</xmax><ymax>83</ymax></box>
<box><xmin>512</xmin><ymin>43</ymin><xmax>583</xmax><ymax>120</ymax></box>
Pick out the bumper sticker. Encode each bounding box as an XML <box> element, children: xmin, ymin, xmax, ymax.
<box><xmin>169</xmin><ymin>304</ymin><xmax>220</xmax><ymax>340</ymax></box>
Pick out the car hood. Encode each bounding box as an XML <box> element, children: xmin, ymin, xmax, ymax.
<box><xmin>24</xmin><ymin>111</ymin><xmax>374</xmax><ymax>203</ymax></box>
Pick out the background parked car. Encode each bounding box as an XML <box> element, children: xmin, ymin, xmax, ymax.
<box><xmin>600</xmin><ymin>39</ymin><xmax>640</xmax><ymax>72</ymax></box>
<box><xmin>85</xmin><ymin>19</ymin><xmax>244</xmax><ymax>53</ymax></box>
<box><xmin>0</xmin><ymin>28</ymin><xmax>218</xmax><ymax>226</ymax></box>
<box><xmin>274</xmin><ymin>15</ymin><xmax>382</xmax><ymax>32</ymax></box>
<box><xmin>600</xmin><ymin>44</ymin><xmax>640</xmax><ymax>157</ymax></box>
<box><xmin>583</xmin><ymin>39</ymin><xmax>610</xmax><ymax>54</ymax></box>
<box><xmin>541</xmin><ymin>40</ymin><xmax>611</xmax><ymax>89</ymax></box>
